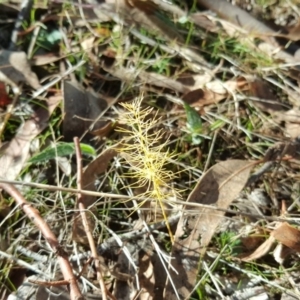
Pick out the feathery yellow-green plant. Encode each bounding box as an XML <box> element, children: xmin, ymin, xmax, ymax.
<box><xmin>117</xmin><ymin>97</ymin><xmax>178</xmax><ymax>242</ymax></box>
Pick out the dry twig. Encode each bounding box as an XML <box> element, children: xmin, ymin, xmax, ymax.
<box><xmin>0</xmin><ymin>182</ymin><xmax>85</xmax><ymax>300</ymax></box>
<box><xmin>74</xmin><ymin>137</ymin><xmax>113</xmax><ymax>300</ymax></box>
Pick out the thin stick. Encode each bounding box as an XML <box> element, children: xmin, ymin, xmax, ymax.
<box><xmin>0</xmin><ymin>182</ymin><xmax>84</xmax><ymax>300</ymax></box>
<box><xmin>31</xmin><ymin>60</ymin><xmax>86</xmax><ymax>99</ymax></box>
<box><xmin>0</xmin><ymin>179</ymin><xmax>129</xmax><ymax>199</ymax></box>
<box><xmin>74</xmin><ymin>137</ymin><xmax>109</xmax><ymax>300</ymax></box>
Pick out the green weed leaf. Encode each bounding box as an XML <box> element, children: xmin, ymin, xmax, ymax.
<box><xmin>29</xmin><ymin>142</ymin><xmax>95</xmax><ymax>164</ymax></box>
<box><xmin>184</xmin><ymin>102</ymin><xmax>202</xmax><ymax>133</ymax></box>
<box><xmin>184</xmin><ymin>102</ymin><xmax>204</xmax><ymax>145</ymax></box>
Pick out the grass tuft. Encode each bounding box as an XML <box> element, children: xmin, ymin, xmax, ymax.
<box><xmin>117</xmin><ymin>96</ymin><xmax>179</xmax><ymax>242</ymax></box>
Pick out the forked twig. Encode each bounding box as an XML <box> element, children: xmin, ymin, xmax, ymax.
<box><xmin>0</xmin><ymin>182</ymin><xmax>84</xmax><ymax>300</ymax></box>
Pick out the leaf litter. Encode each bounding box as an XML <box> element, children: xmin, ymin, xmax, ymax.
<box><xmin>1</xmin><ymin>0</ymin><xmax>300</xmax><ymax>299</ymax></box>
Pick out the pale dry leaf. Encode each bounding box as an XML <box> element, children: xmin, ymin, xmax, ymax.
<box><xmin>279</xmin><ymin>108</ymin><xmax>300</xmax><ymax>138</ymax></box>
<box><xmin>0</xmin><ymin>96</ymin><xmax>61</xmax><ymax>181</ymax></box>
<box><xmin>206</xmin><ymin>80</ymin><xmax>227</xmax><ymax>94</ymax></box>
<box><xmin>258</xmin><ymin>42</ymin><xmax>297</xmax><ymax>64</ymax></box>
<box><xmin>197</xmin><ymin>0</ymin><xmax>275</xmax><ymax>42</ymax></box>
<box><xmin>139</xmin><ymin>251</ymin><xmax>155</xmax><ymax>300</ymax></box>
<box><xmin>81</xmin><ymin>36</ymin><xmax>96</xmax><ymax>51</ymax></box>
<box><xmin>182</xmin><ymin>78</ymin><xmax>247</xmax><ymax>106</ymax></box>
<box><xmin>224</xmin><ymin>78</ymin><xmax>248</xmax><ymax>92</ymax></box>
<box><xmin>273</xmin><ymin>243</ymin><xmax>284</xmax><ymax>265</ymax></box>
<box><xmin>242</xmin><ymin>222</ymin><xmax>300</xmax><ymax>263</ymax></box>
<box><xmin>165</xmin><ymin>160</ymin><xmax>254</xmax><ymax>299</ymax></box>
<box><xmin>273</xmin><ymin>243</ymin><xmax>295</xmax><ymax>264</ymax></box>
<box><xmin>0</xmin><ymin>50</ymin><xmax>40</xmax><ymax>89</ymax></box>
<box><xmin>283</xmin><ymin>108</ymin><xmax>300</xmax><ymax>123</ymax></box>
<box><xmin>189</xmin><ymin>73</ymin><xmax>213</xmax><ymax>88</ymax></box>
<box><xmin>198</xmin><ymin>0</ymin><xmax>298</xmax><ymax>64</ymax></box>
<box><xmin>285</xmin><ymin>123</ymin><xmax>300</xmax><ymax>139</ymax></box>
<box><xmin>241</xmin><ymin>236</ymin><xmax>275</xmax><ymax>262</ymax></box>
<box><xmin>31</xmin><ymin>54</ymin><xmax>62</xmax><ymax>66</ymax></box>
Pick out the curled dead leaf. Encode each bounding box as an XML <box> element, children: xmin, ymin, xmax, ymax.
<box><xmin>241</xmin><ymin>222</ymin><xmax>300</xmax><ymax>263</ymax></box>
<box><xmin>241</xmin><ymin>236</ymin><xmax>275</xmax><ymax>262</ymax></box>
<box><xmin>271</xmin><ymin>222</ymin><xmax>300</xmax><ymax>252</ymax></box>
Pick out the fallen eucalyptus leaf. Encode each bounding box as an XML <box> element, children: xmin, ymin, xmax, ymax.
<box><xmin>165</xmin><ymin>159</ymin><xmax>254</xmax><ymax>299</ymax></box>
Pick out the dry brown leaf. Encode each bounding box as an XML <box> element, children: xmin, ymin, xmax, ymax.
<box><xmin>287</xmin><ymin>21</ymin><xmax>300</xmax><ymax>41</ymax></box>
<box><xmin>183</xmin><ymin>87</ymin><xmax>227</xmax><ymax>106</ymax></box>
<box><xmin>81</xmin><ymin>148</ymin><xmax>118</xmax><ymax>207</ymax></box>
<box><xmin>271</xmin><ymin>222</ymin><xmax>300</xmax><ymax>252</ymax></box>
<box><xmin>0</xmin><ymin>50</ymin><xmax>40</xmax><ymax>89</ymax></box>
<box><xmin>125</xmin><ymin>0</ymin><xmax>158</xmax><ymax>14</ymax></box>
<box><xmin>263</xmin><ymin>139</ymin><xmax>300</xmax><ymax>161</ymax></box>
<box><xmin>165</xmin><ymin>160</ymin><xmax>254</xmax><ymax>299</ymax></box>
<box><xmin>241</xmin><ymin>235</ymin><xmax>266</xmax><ymax>252</ymax></box>
<box><xmin>0</xmin><ymin>95</ymin><xmax>61</xmax><ymax>181</ymax></box>
<box><xmin>241</xmin><ymin>236</ymin><xmax>275</xmax><ymax>262</ymax></box>
<box><xmin>62</xmin><ymin>80</ymin><xmax>108</xmax><ymax>141</ymax></box>
<box><xmin>190</xmin><ymin>13</ymin><xmax>220</xmax><ymax>32</ymax></box>
<box><xmin>276</xmin><ymin>108</ymin><xmax>300</xmax><ymax>138</ymax></box>
<box><xmin>248</xmin><ymin>79</ymin><xmax>285</xmax><ymax>113</ymax></box>
<box><xmin>241</xmin><ymin>222</ymin><xmax>300</xmax><ymax>263</ymax></box>
<box><xmin>90</xmin><ymin>121</ymin><xmax>114</xmax><ymax>137</ymax></box>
